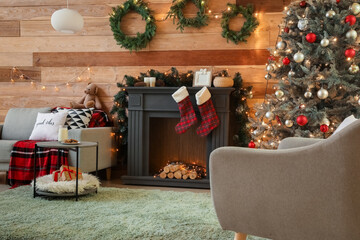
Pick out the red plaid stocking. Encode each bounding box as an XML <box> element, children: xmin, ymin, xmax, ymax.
<box><xmin>172</xmin><ymin>87</ymin><xmax>197</xmax><ymax>134</ymax></box>
<box><xmin>196</xmin><ymin>87</ymin><xmax>219</xmax><ymax>137</ymax></box>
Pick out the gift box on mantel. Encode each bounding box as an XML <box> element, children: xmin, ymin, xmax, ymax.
<box><xmin>53</xmin><ymin>165</ymin><xmax>83</xmax><ymax>182</ymax></box>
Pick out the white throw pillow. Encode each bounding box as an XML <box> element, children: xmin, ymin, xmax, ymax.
<box><xmin>29</xmin><ymin>111</ymin><xmax>68</xmax><ymax>141</ymax></box>
<box><xmin>333</xmin><ymin>115</ymin><xmax>358</xmax><ymax>135</ymax></box>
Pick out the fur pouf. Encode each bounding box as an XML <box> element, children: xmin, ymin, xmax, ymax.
<box><xmin>32</xmin><ymin>173</ymin><xmax>100</xmax><ymax>194</ymax></box>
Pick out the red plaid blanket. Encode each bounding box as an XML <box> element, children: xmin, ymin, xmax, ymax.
<box><xmin>8</xmin><ymin>140</ymin><xmax>68</xmax><ymax>188</ymax></box>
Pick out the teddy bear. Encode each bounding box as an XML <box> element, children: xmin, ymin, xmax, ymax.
<box><xmin>70</xmin><ymin>83</ymin><xmax>102</xmax><ymax>110</ymax></box>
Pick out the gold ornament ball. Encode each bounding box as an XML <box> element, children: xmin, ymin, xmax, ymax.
<box><xmin>351</xmin><ymin>3</ymin><xmax>360</xmax><ymax>15</ymax></box>
<box><xmin>346</xmin><ymin>29</ymin><xmax>358</xmax><ymax>40</ymax></box>
<box><xmin>317</xmin><ymin>88</ymin><xmax>329</xmax><ymax>99</ymax></box>
<box><xmin>349</xmin><ymin>64</ymin><xmax>359</xmax><ymax>74</ymax></box>
<box><xmin>285</xmin><ymin>120</ymin><xmax>293</xmax><ymax>127</ymax></box>
<box><xmin>275</xmin><ymin>89</ymin><xmax>284</xmax><ymax>99</ymax></box>
<box><xmin>304</xmin><ymin>91</ymin><xmax>312</xmax><ymax>98</ymax></box>
<box><xmin>320</xmin><ymin>38</ymin><xmax>329</xmax><ymax>47</ymax></box>
<box><xmin>265</xmin><ymin>111</ymin><xmax>274</xmax><ymax>120</ymax></box>
<box><xmin>326</xmin><ymin>9</ymin><xmax>336</xmax><ymax>18</ymax></box>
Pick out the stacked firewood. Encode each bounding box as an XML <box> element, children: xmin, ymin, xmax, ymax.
<box><xmin>158</xmin><ymin>162</ymin><xmax>206</xmax><ymax>180</ymax></box>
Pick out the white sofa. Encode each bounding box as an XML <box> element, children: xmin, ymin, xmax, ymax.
<box><xmin>0</xmin><ymin>108</ymin><xmax>116</xmax><ymax>173</ymax></box>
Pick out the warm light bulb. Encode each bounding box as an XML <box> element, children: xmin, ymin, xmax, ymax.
<box><xmin>41</xmin><ymin>86</ymin><xmax>46</xmax><ymax>91</ymax></box>
<box><xmin>215</xmin><ymin>15</ymin><xmax>219</xmax><ymax>19</ymax></box>
<box><xmin>10</xmin><ymin>79</ymin><xmax>15</xmax><ymax>84</ymax></box>
<box><xmin>54</xmin><ymin>86</ymin><xmax>59</xmax><ymax>92</ymax></box>
<box><xmin>208</xmin><ymin>10</ymin><xmax>212</xmax><ymax>13</ymax></box>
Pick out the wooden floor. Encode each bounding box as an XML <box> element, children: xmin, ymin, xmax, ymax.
<box><xmin>0</xmin><ymin>169</ymin><xmax>210</xmax><ymax>194</ymax></box>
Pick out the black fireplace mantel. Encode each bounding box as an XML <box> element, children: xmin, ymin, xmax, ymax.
<box><xmin>122</xmin><ymin>87</ymin><xmax>234</xmax><ymax>188</ymax></box>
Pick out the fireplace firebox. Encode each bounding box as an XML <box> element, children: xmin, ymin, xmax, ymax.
<box><xmin>122</xmin><ymin>87</ymin><xmax>233</xmax><ymax>188</ymax></box>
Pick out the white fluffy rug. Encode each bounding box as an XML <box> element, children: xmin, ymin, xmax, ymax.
<box><xmin>31</xmin><ymin>173</ymin><xmax>100</xmax><ymax>194</ymax></box>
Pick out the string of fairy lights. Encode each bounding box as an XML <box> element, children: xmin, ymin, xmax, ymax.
<box><xmin>9</xmin><ymin>66</ymin><xmax>92</xmax><ymax>91</ymax></box>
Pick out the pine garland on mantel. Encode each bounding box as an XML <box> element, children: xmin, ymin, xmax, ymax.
<box><xmin>111</xmin><ymin>68</ymin><xmax>252</xmax><ymax>147</ymax></box>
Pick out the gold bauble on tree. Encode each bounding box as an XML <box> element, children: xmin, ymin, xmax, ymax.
<box><xmin>326</xmin><ymin>9</ymin><xmax>336</xmax><ymax>18</ymax></box>
<box><xmin>346</xmin><ymin>29</ymin><xmax>358</xmax><ymax>40</ymax></box>
<box><xmin>351</xmin><ymin>3</ymin><xmax>360</xmax><ymax>15</ymax></box>
<box><xmin>294</xmin><ymin>51</ymin><xmax>305</xmax><ymax>63</ymax></box>
<box><xmin>349</xmin><ymin>64</ymin><xmax>359</xmax><ymax>74</ymax></box>
<box><xmin>317</xmin><ymin>87</ymin><xmax>329</xmax><ymax>99</ymax></box>
<box><xmin>275</xmin><ymin>89</ymin><xmax>284</xmax><ymax>99</ymax></box>
<box><xmin>320</xmin><ymin>38</ymin><xmax>329</xmax><ymax>47</ymax></box>
<box><xmin>285</xmin><ymin>120</ymin><xmax>293</xmax><ymax>127</ymax></box>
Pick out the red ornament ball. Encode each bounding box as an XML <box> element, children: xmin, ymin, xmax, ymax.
<box><xmin>248</xmin><ymin>140</ymin><xmax>256</xmax><ymax>148</ymax></box>
<box><xmin>296</xmin><ymin>115</ymin><xmax>308</xmax><ymax>126</ymax></box>
<box><xmin>283</xmin><ymin>57</ymin><xmax>290</xmax><ymax>65</ymax></box>
<box><xmin>299</xmin><ymin>1</ymin><xmax>307</xmax><ymax>7</ymax></box>
<box><xmin>306</xmin><ymin>33</ymin><xmax>317</xmax><ymax>43</ymax></box>
<box><xmin>268</xmin><ymin>55</ymin><xmax>275</xmax><ymax>61</ymax></box>
<box><xmin>345</xmin><ymin>48</ymin><xmax>356</xmax><ymax>58</ymax></box>
<box><xmin>345</xmin><ymin>15</ymin><xmax>357</xmax><ymax>26</ymax></box>
<box><xmin>284</xmin><ymin>27</ymin><xmax>290</xmax><ymax>33</ymax></box>
<box><xmin>336</xmin><ymin>0</ymin><xmax>340</xmax><ymax>3</ymax></box>
<box><xmin>320</xmin><ymin>124</ymin><xmax>329</xmax><ymax>133</ymax></box>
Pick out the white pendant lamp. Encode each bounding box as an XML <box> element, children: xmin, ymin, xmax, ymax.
<box><xmin>51</xmin><ymin>0</ymin><xmax>84</xmax><ymax>34</ymax></box>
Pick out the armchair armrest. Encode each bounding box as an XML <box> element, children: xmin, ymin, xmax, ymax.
<box><xmin>0</xmin><ymin>124</ymin><xmax>3</xmax><ymax>139</ymax></box>
<box><xmin>67</xmin><ymin>127</ymin><xmax>116</xmax><ymax>172</ymax></box>
<box><xmin>278</xmin><ymin>137</ymin><xmax>324</xmax><ymax>149</ymax></box>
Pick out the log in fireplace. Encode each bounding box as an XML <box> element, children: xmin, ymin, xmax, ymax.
<box><xmin>122</xmin><ymin>87</ymin><xmax>233</xmax><ymax>188</ymax></box>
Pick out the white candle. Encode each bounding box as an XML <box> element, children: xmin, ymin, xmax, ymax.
<box><xmin>58</xmin><ymin>126</ymin><xmax>68</xmax><ymax>142</ymax></box>
<box><xmin>144</xmin><ymin>77</ymin><xmax>151</xmax><ymax>87</ymax></box>
<box><xmin>150</xmin><ymin>77</ymin><xmax>156</xmax><ymax>87</ymax></box>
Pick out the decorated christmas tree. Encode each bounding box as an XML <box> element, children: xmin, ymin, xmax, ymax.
<box><xmin>250</xmin><ymin>0</ymin><xmax>360</xmax><ymax>149</ymax></box>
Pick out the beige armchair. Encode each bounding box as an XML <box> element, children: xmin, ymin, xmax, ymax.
<box><xmin>210</xmin><ymin>119</ymin><xmax>360</xmax><ymax>240</ymax></box>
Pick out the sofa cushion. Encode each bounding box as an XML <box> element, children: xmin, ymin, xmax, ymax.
<box><xmin>0</xmin><ymin>140</ymin><xmax>18</xmax><ymax>163</ymax></box>
<box><xmin>29</xmin><ymin>111</ymin><xmax>68</xmax><ymax>141</ymax></box>
<box><xmin>57</xmin><ymin>107</ymin><xmax>94</xmax><ymax>129</ymax></box>
<box><xmin>2</xmin><ymin>108</ymin><xmax>52</xmax><ymax>140</ymax></box>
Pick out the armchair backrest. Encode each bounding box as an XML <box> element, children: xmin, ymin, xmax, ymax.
<box><xmin>2</xmin><ymin>108</ymin><xmax>51</xmax><ymax>140</ymax></box>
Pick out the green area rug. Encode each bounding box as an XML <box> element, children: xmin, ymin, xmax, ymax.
<box><xmin>0</xmin><ymin>186</ymin><xmax>266</xmax><ymax>240</ymax></box>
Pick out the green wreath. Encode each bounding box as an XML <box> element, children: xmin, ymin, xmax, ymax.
<box><xmin>221</xmin><ymin>4</ymin><xmax>259</xmax><ymax>44</ymax></box>
<box><xmin>109</xmin><ymin>0</ymin><xmax>156</xmax><ymax>52</ymax></box>
<box><xmin>166</xmin><ymin>0</ymin><xmax>209</xmax><ymax>32</ymax></box>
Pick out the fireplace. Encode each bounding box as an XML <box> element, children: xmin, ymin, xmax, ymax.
<box><xmin>122</xmin><ymin>87</ymin><xmax>233</xmax><ymax>188</ymax></box>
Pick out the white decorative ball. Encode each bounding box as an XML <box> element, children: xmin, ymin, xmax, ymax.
<box><xmin>294</xmin><ymin>52</ymin><xmax>305</xmax><ymax>63</ymax></box>
<box><xmin>317</xmin><ymin>88</ymin><xmax>329</xmax><ymax>99</ymax></box>
<box><xmin>351</xmin><ymin>3</ymin><xmax>360</xmax><ymax>15</ymax></box>
<box><xmin>275</xmin><ymin>90</ymin><xmax>284</xmax><ymax>99</ymax></box>
<box><xmin>276</xmin><ymin>41</ymin><xmax>287</xmax><ymax>50</ymax></box>
<box><xmin>358</xmin><ymin>99</ymin><xmax>360</xmax><ymax>105</ymax></box>
<box><xmin>320</xmin><ymin>38</ymin><xmax>329</xmax><ymax>47</ymax></box>
<box><xmin>297</xmin><ymin>19</ymin><xmax>308</xmax><ymax>31</ymax></box>
<box><xmin>304</xmin><ymin>91</ymin><xmax>312</xmax><ymax>98</ymax></box>
<box><xmin>265</xmin><ymin>111</ymin><xmax>274</xmax><ymax>120</ymax></box>
<box><xmin>285</xmin><ymin>120</ymin><xmax>294</xmax><ymax>127</ymax></box>
<box><xmin>265</xmin><ymin>74</ymin><xmax>272</xmax><ymax>80</ymax></box>
<box><xmin>346</xmin><ymin>29</ymin><xmax>358</xmax><ymax>40</ymax></box>
<box><xmin>326</xmin><ymin>9</ymin><xmax>336</xmax><ymax>18</ymax></box>
<box><xmin>287</xmin><ymin>10</ymin><xmax>292</xmax><ymax>16</ymax></box>
<box><xmin>321</xmin><ymin>118</ymin><xmax>330</xmax><ymax>126</ymax></box>
<box><xmin>288</xmin><ymin>70</ymin><xmax>295</xmax><ymax>77</ymax></box>
<box><xmin>266</xmin><ymin>64</ymin><xmax>274</xmax><ymax>72</ymax></box>
<box><xmin>349</xmin><ymin>64</ymin><xmax>359</xmax><ymax>74</ymax></box>
<box><xmin>253</xmin><ymin>129</ymin><xmax>259</xmax><ymax>136</ymax></box>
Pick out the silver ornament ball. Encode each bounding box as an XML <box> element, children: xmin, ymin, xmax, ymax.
<box><xmin>285</xmin><ymin>120</ymin><xmax>293</xmax><ymax>127</ymax></box>
<box><xmin>321</xmin><ymin>118</ymin><xmax>330</xmax><ymax>126</ymax></box>
<box><xmin>358</xmin><ymin>99</ymin><xmax>360</xmax><ymax>105</ymax></box>
<box><xmin>326</xmin><ymin>9</ymin><xmax>336</xmax><ymax>18</ymax></box>
<box><xmin>266</xmin><ymin>64</ymin><xmax>274</xmax><ymax>72</ymax></box>
<box><xmin>276</xmin><ymin>41</ymin><xmax>287</xmax><ymax>50</ymax></box>
<box><xmin>288</xmin><ymin>70</ymin><xmax>295</xmax><ymax>77</ymax></box>
<box><xmin>317</xmin><ymin>88</ymin><xmax>329</xmax><ymax>99</ymax></box>
<box><xmin>351</xmin><ymin>3</ymin><xmax>360</xmax><ymax>15</ymax></box>
<box><xmin>320</xmin><ymin>38</ymin><xmax>329</xmax><ymax>47</ymax></box>
<box><xmin>349</xmin><ymin>64</ymin><xmax>359</xmax><ymax>74</ymax></box>
<box><xmin>275</xmin><ymin>89</ymin><xmax>284</xmax><ymax>99</ymax></box>
<box><xmin>294</xmin><ymin>52</ymin><xmax>305</xmax><ymax>63</ymax></box>
<box><xmin>265</xmin><ymin>73</ymin><xmax>272</xmax><ymax>80</ymax></box>
<box><xmin>265</xmin><ymin>111</ymin><xmax>274</xmax><ymax>120</ymax></box>
<box><xmin>346</xmin><ymin>29</ymin><xmax>358</xmax><ymax>40</ymax></box>
<box><xmin>304</xmin><ymin>91</ymin><xmax>312</xmax><ymax>98</ymax></box>
<box><xmin>297</xmin><ymin>19</ymin><xmax>308</xmax><ymax>31</ymax></box>
<box><xmin>287</xmin><ymin>10</ymin><xmax>292</xmax><ymax>16</ymax></box>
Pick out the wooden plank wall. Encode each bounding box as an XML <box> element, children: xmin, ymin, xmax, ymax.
<box><xmin>0</xmin><ymin>0</ymin><xmax>288</xmax><ymax>123</ymax></box>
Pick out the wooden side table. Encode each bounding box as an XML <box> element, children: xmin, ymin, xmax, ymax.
<box><xmin>33</xmin><ymin>141</ymin><xmax>98</xmax><ymax>201</ymax></box>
